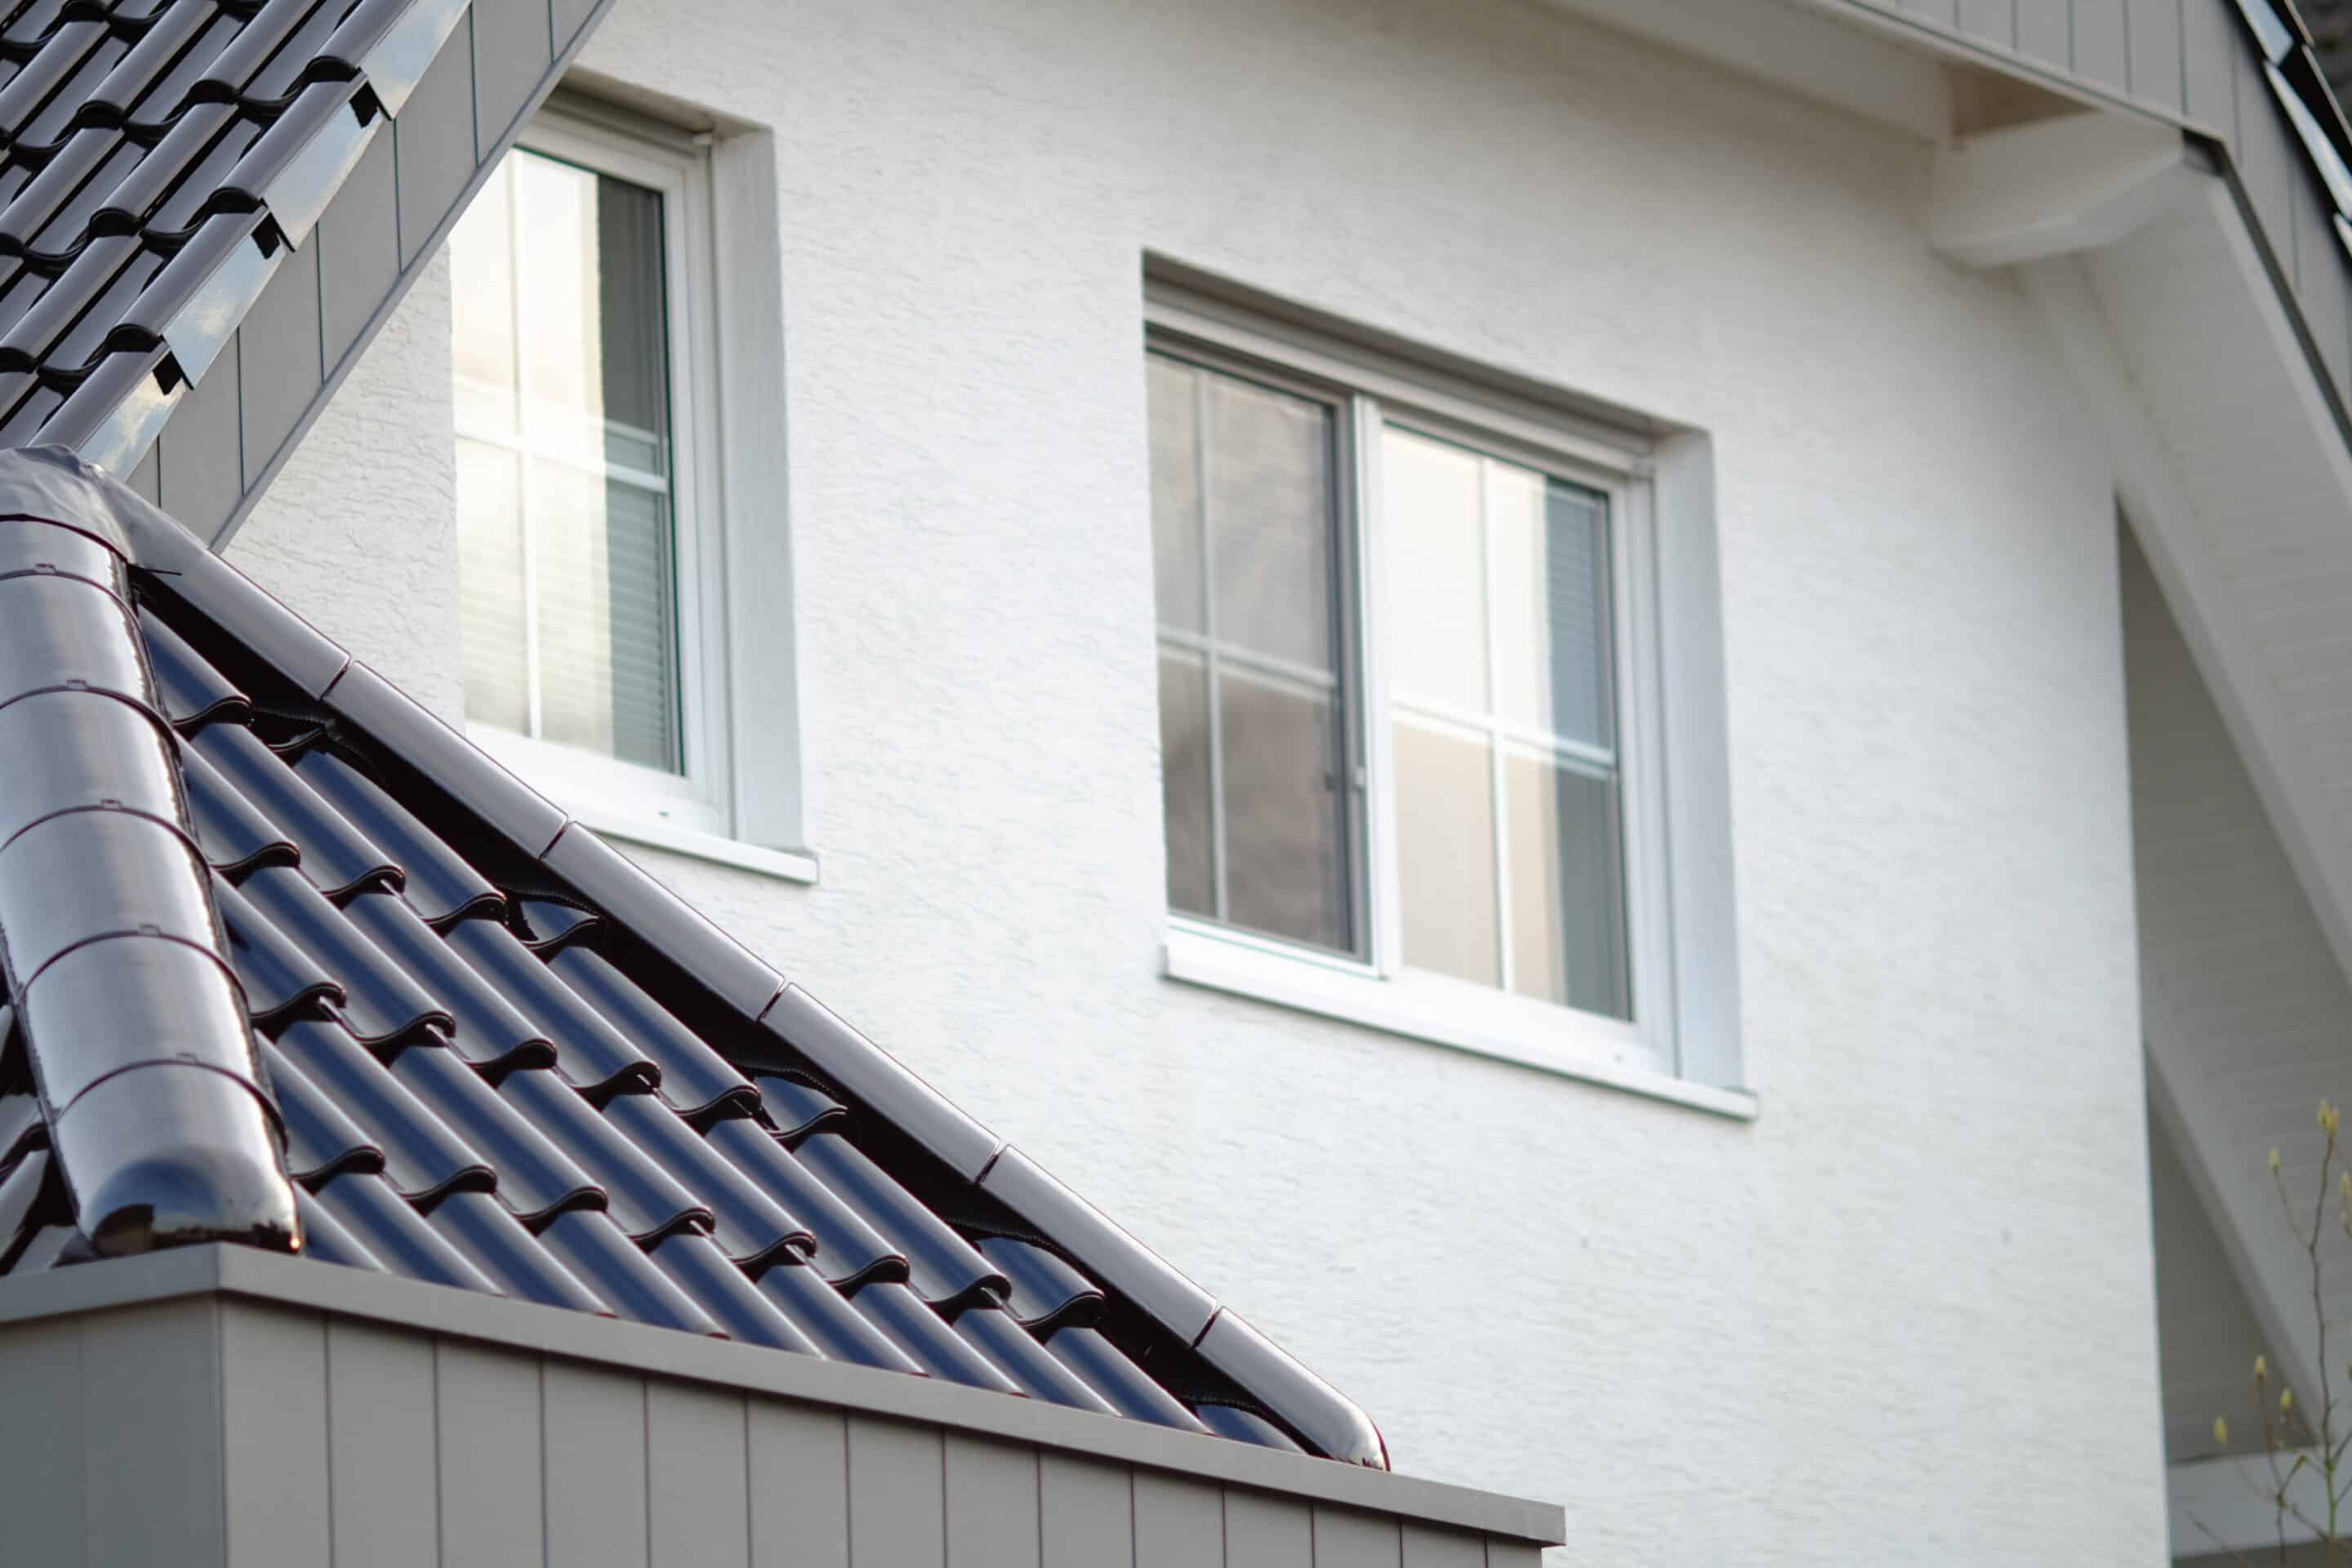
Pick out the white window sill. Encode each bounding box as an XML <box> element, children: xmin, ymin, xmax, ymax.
<box><xmin>1161</xmin><ymin>924</ymin><xmax>1757</xmax><ymax>1120</ymax></box>
<box><xmin>563</xmin><ymin>803</ymin><xmax>819</xmax><ymax>884</ymax></box>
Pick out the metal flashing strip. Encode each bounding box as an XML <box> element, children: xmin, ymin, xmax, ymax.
<box><xmin>0</xmin><ymin>1243</ymin><xmax>1568</xmax><ymax>1548</ymax></box>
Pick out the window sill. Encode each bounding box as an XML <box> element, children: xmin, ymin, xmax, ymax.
<box><xmin>1161</xmin><ymin>925</ymin><xmax>1757</xmax><ymax>1120</ymax></box>
<box><xmin>563</xmin><ymin>804</ymin><xmax>819</xmax><ymax>884</ymax></box>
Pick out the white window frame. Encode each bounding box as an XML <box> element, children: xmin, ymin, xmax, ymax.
<box><xmin>454</xmin><ymin>102</ymin><xmax>814</xmax><ymax>883</ymax></box>
<box><xmin>1149</xmin><ymin>285</ymin><xmax>1750</xmax><ymax>1116</ymax></box>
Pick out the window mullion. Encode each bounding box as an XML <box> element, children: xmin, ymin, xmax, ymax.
<box><xmin>1480</xmin><ymin>455</ymin><xmax>1515</xmax><ymax>998</ymax></box>
<box><xmin>1195</xmin><ymin>369</ymin><xmax>1229</xmax><ymax>926</ymax></box>
<box><xmin>1357</xmin><ymin>396</ymin><xmax>1404</xmax><ymax>978</ymax></box>
<box><xmin>506</xmin><ymin>170</ymin><xmax>544</xmax><ymax>745</ymax></box>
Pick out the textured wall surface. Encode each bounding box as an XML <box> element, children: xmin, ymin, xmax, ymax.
<box><xmin>231</xmin><ymin>0</ymin><xmax>2163</xmax><ymax>1558</ymax></box>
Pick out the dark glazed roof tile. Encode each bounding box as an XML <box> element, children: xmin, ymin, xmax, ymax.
<box><xmin>0</xmin><ymin>449</ymin><xmax>1387</xmax><ymax>1465</ymax></box>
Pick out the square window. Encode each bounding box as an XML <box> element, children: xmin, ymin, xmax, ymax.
<box><xmin>1145</xmin><ymin>292</ymin><xmax>1704</xmax><ymax>1081</ymax></box>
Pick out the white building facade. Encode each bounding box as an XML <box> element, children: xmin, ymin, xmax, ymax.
<box><xmin>206</xmin><ymin>0</ymin><xmax>2352</xmax><ymax>1560</ymax></box>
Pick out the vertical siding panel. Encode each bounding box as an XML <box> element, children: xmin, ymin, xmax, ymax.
<box><xmin>326</xmin><ymin>1320</ymin><xmax>439</xmax><ymax>1568</ymax></box>
<box><xmin>2124</xmin><ymin>0</ymin><xmax>2185</xmax><ymax>111</ymax></box>
<box><xmin>553</xmin><ymin>0</ymin><xmax>598</xmax><ymax>48</ymax></box>
<box><xmin>847</xmin><ymin>1417</ymin><xmax>944</xmax><ymax>1568</ymax></box>
<box><xmin>1312</xmin><ymin>1508</ymin><xmax>1401</xmax><ymax>1568</ymax></box>
<box><xmin>2073</xmin><ymin>0</ymin><xmax>2129</xmax><ymax>90</ymax></box>
<box><xmin>156</xmin><ymin>332</ymin><xmax>241</xmax><ymax>541</ymax></box>
<box><xmin>316</xmin><ymin>128</ymin><xmax>400</xmax><ymax>371</ymax></box>
<box><xmin>82</xmin><ymin>1299</ymin><xmax>225</xmax><ymax>1568</ymax></box>
<box><xmin>1956</xmin><ymin>0</ymin><xmax>2015</xmax><ymax>46</ymax></box>
<box><xmin>748</xmin><ymin>1403</ymin><xmax>847</xmax><ymax>1568</ymax></box>
<box><xmin>0</xmin><ymin>1317</ymin><xmax>83</xmax><ymax>1566</ymax></box>
<box><xmin>1482</xmin><ymin>1544</ymin><xmax>1543</xmax><ymax>1568</ymax></box>
<box><xmin>470</xmin><ymin>0</ymin><xmax>554</xmax><ymax>152</ymax></box>
<box><xmin>1900</xmin><ymin>0</ymin><xmax>1959</xmax><ymax>27</ymax></box>
<box><xmin>942</xmin><ymin>1434</ymin><xmax>1039</xmax><ymax>1568</ymax></box>
<box><xmin>1040</xmin><ymin>1454</ymin><xmax>1133</xmax><ymax>1568</ymax></box>
<box><xmin>2182</xmin><ymin>0</ymin><xmax>2234</xmax><ymax>130</ymax></box>
<box><xmin>541</xmin><ymin>1361</ymin><xmax>648</xmax><ymax>1568</ymax></box>
<box><xmin>1398</xmin><ymin>1523</ymin><xmax>1486</xmax><ymax>1568</ymax></box>
<box><xmin>647</xmin><ymin>1382</ymin><xmax>751</xmax><ymax>1568</ymax></box>
<box><xmin>395</xmin><ymin>15</ymin><xmax>479</xmax><ymax>267</ymax></box>
<box><xmin>238</xmin><ymin>238</ymin><xmax>323</xmax><ymax>483</ymax></box>
<box><xmin>2237</xmin><ymin>46</ymin><xmax>2299</xmax><ymax>286</ymax></box>
<box><xmin>1133</xmin><ymin>1472</ymin><xmax>1221</xmax><ymax>1568</ymax></box>
<box><xmin>437</xmin><ymin>1339</ymin><xmax>545</xmax><ymax>1568</ymax></box>
<box><xmin>220</xmin><ymin>1304</ymin><xmax>331</xmax><ymax>1568</ymax></box>
<box><xmin>2296</xmin><ymin>177</ymin><xmax>2352</xmax><ymax>403</ymax></box>
<box><xmin>1222</xmin><ymin>1490</ymin><xmax>1311</xmax><ymax>1568</ymax></box>
<box><xmin>2016</xmin><ymin>2</ymin><xmax>2071</xmax><ymax>67</ymax></box>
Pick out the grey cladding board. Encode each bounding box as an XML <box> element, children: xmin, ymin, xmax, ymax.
<box><xmin>648</xmin><ymin>1381</ymin><xmax>752</xmax><ymax>1566</ymax></box>
<box><xmin>81</xmin><ymin>1298</ymin><xmax>227</xmax><ymax>1568</ymax></box>
<box><xmin>2125</xmin><ymin>0</ymin><xmax>2185</xmax><ymax>111</ymax></box>
<box><xmin>471</xmin><ymin>0</ymin><xmax>555</xmax><ymax>150</ymax></box>
<box><xmin>2185</xmin><ymin>0</ymin><xmax>2237</xmax><ymax>128</ymax></box>
<box><xmin>1483</xmin><ymin>1544</ymin><xmax>1543</xmax><ymax>1568</ymax></box>
<box><xmin>436</xmin><ymin>1339</ymin><xmax>546</xmax><ymax>1568</ymax></box>
<box><xmin>1400</xmin><ymin>1524</ymin><xmax>1488</xmax><ymax>1568</ymax></box>
<box><xmin>318</xmin><ymin>130</ymin><xmax>402</xmax><ymax>372</ymax></box>
<box><xmin>1134</xmin><ymin>1472</ymin><xmax>1223</xmax><ymax>1568</ymax></box>
<box><xmin>1314</xmin><ymin>1507</ymin><xmax>1403</xmax><ymax>1568</ymax></box>
<box><xmin>749</xmin><ymin>1404</ymin><xmax>849</xmax><ymax>1568</ymax></box>
<box><xmin>238</xmin><ymin>232</ymin><xmax>326</xmax><ymax>482</ymax></box>
<box><xmin>395</xmin><ymin>15</ymin><xmax>480</xmax><ymax>269</ymax></box>
<box><xmin>2234</xmin><ymin>44</ymin><xmax>2299</xmax><ymax>285</ymax></box>
<box><xmin>221</xmin><ymin>1303</ymin><xmax>333</xmax><ymax>1568</ymax></box>
<box><xmin>1041</xmin><ymin>1452</ymin><xmax>1134</xmax><ymax>1568</ymax></box>
<box><xmin>944</xmin><ymin>1434</ymin><xmax>1043</xmax><ymax>1568</ymax></box>
<box><xmin>158</xmin><ymin>332</ymin><xmax>243</xmax><ymax>542</ymax></box>
<box><xmin>326</xmin><ymin>1319</ymin><xmax>441</xmax><ymax>1568</ymax></box>
<box><xmin>0</xmin><ymin>1316</ymin><xmax>83</xmax><ymax>1567</ymax></box>
<box><xmin>848</xmin><ymin>1416</ymin><xmax>946</xmax><ymax>1568</ymax></box>
<box><xmin>1955</xmin><ymin>0</ymin><xmax>2015</xmax><ymax>43</ymax></box>
<box><xmin>2294</xmin><ymin>177</ymin><xmax>2352</xmax><ymax>404</ymax></box>
<box><xmin>1225</xmin><ymin>1490</ymin><xmax>1313</xmax><ymax>1568</ymax></box>
<box><xmin>2015</xmin><ymin>1</ymin><xmax>2071</xmax><ymax>67</ymax></box>
<box><xmin>2072</xmin><ymin>0</ymin><xmax>2129</xmax><ymax>91</ymax></box>
<box><xmin>541</xmin><ymin>1360</ymin><xmax>650</xmax><ymax>1568</ymax></box>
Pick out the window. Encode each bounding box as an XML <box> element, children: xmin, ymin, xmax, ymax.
<box><xmin>1147</xmin><ymin>287</ymin><xmax>1712</xmax><ymax>1090</ymax></box>
<box><xmin>450</xmin><ymin>107</ymin><xmax>737</xmax><ymax>845</ymax></box>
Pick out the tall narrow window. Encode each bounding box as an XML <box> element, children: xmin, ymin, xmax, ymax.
<box><xmin>1147</xmin><ymin>351</ymin><xmax>1357</xmax><ymax>955</ymax></box>
<box><xmin>449</xmin><ymin>108</ymin><xmax>731</xmax><ymax>841</ymax></box>
<box><xmin>1147</xmin><ymin>307</ymin><xmax>1662</xmax><ymax>1054</ymax></box>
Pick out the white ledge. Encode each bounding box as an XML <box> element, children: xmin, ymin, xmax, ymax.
<box><xmin>567</xmin><ymin>803</ymin><xmax>819</xmax><ymax>884</ymax></box>
<box><xmin>1163</xmin><ymin>925</ymin><xmax>1758</xmax><ymax>1121</ymax></box>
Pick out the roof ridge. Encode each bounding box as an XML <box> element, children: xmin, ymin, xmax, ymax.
<box><xmin>0</xmin><ymin>442</ymin><xmax>296</xmax><ymax>1254</ymax></box>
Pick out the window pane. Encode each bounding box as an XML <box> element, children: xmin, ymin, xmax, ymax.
<box><xmin>532</xmin><ymin>463</ymin><xmax>679</xmax><ymax>773</ymax></box>
<box><xmin>1158</xmin><ymin>646</ymin><xmax>1214</xmax><ymax>918</ymax></box>
<box><xmin>456</xmin><ymin>439</ymin><xmax>527</xmax><ymax>733</ymax></box>
<box><xmin>1492</xmin><ymin>469</ymin><xmax>1613</xmax><ymax>751</ymax></box>
<box><xmin>1221</xmin><ymin>669</ymin><xmax>1348</xmax><ymax>948</ymax></box>
<box><xmin>1146</xmin><ymin>354</ymin><xmax>1204</xmax><ymax>635</ymax></box>
<box><xmin>1394</xmin><ymin>715</ymin><xmax>1498</xmax><ymax>987</ymax></box>
<box><xmin>1381</xmin><ymin>428</ymin><xmax>1487</xmax><ymax>711</ymax></box>
<box><xmin>1209</xmin><ymin>375</ymin><xmax>1335</xmax><ymax>671</ymax></box>
<box><xmin>1505</xmin><ymin>751</ymin><xmax>1628</xmax><ymax>1018</ymax></box>
<box><xmin>448</xmin><ymin>160</ymin><xmax>519</xmax><ymax>434</ymax></box>
<box><xmin>513</xmin><ymin>151</ymin><xmax>670</xmax><ymax>474</ymax></box>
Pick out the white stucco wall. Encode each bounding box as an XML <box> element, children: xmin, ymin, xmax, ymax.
<box><xmin>234</xmin><ymin>0</ymin><xmax>2163</xmax><ymax>1558</ymax></box>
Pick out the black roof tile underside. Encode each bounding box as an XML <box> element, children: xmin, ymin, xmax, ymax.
<box><xmin>0</xmin><ymin>448</ymin><xmax>1388</xmax><ymax>1468</ymax></box>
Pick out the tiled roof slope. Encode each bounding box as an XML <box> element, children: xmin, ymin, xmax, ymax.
<box><xmin>0</xmin><ymin>447</ymin><xmax>1388</xmax><ymax>1468</ymax></box>
<box><xmin>0</xmin><ymin>0</ymin><xmax>464</xmax><ymax>474</ymax></box>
